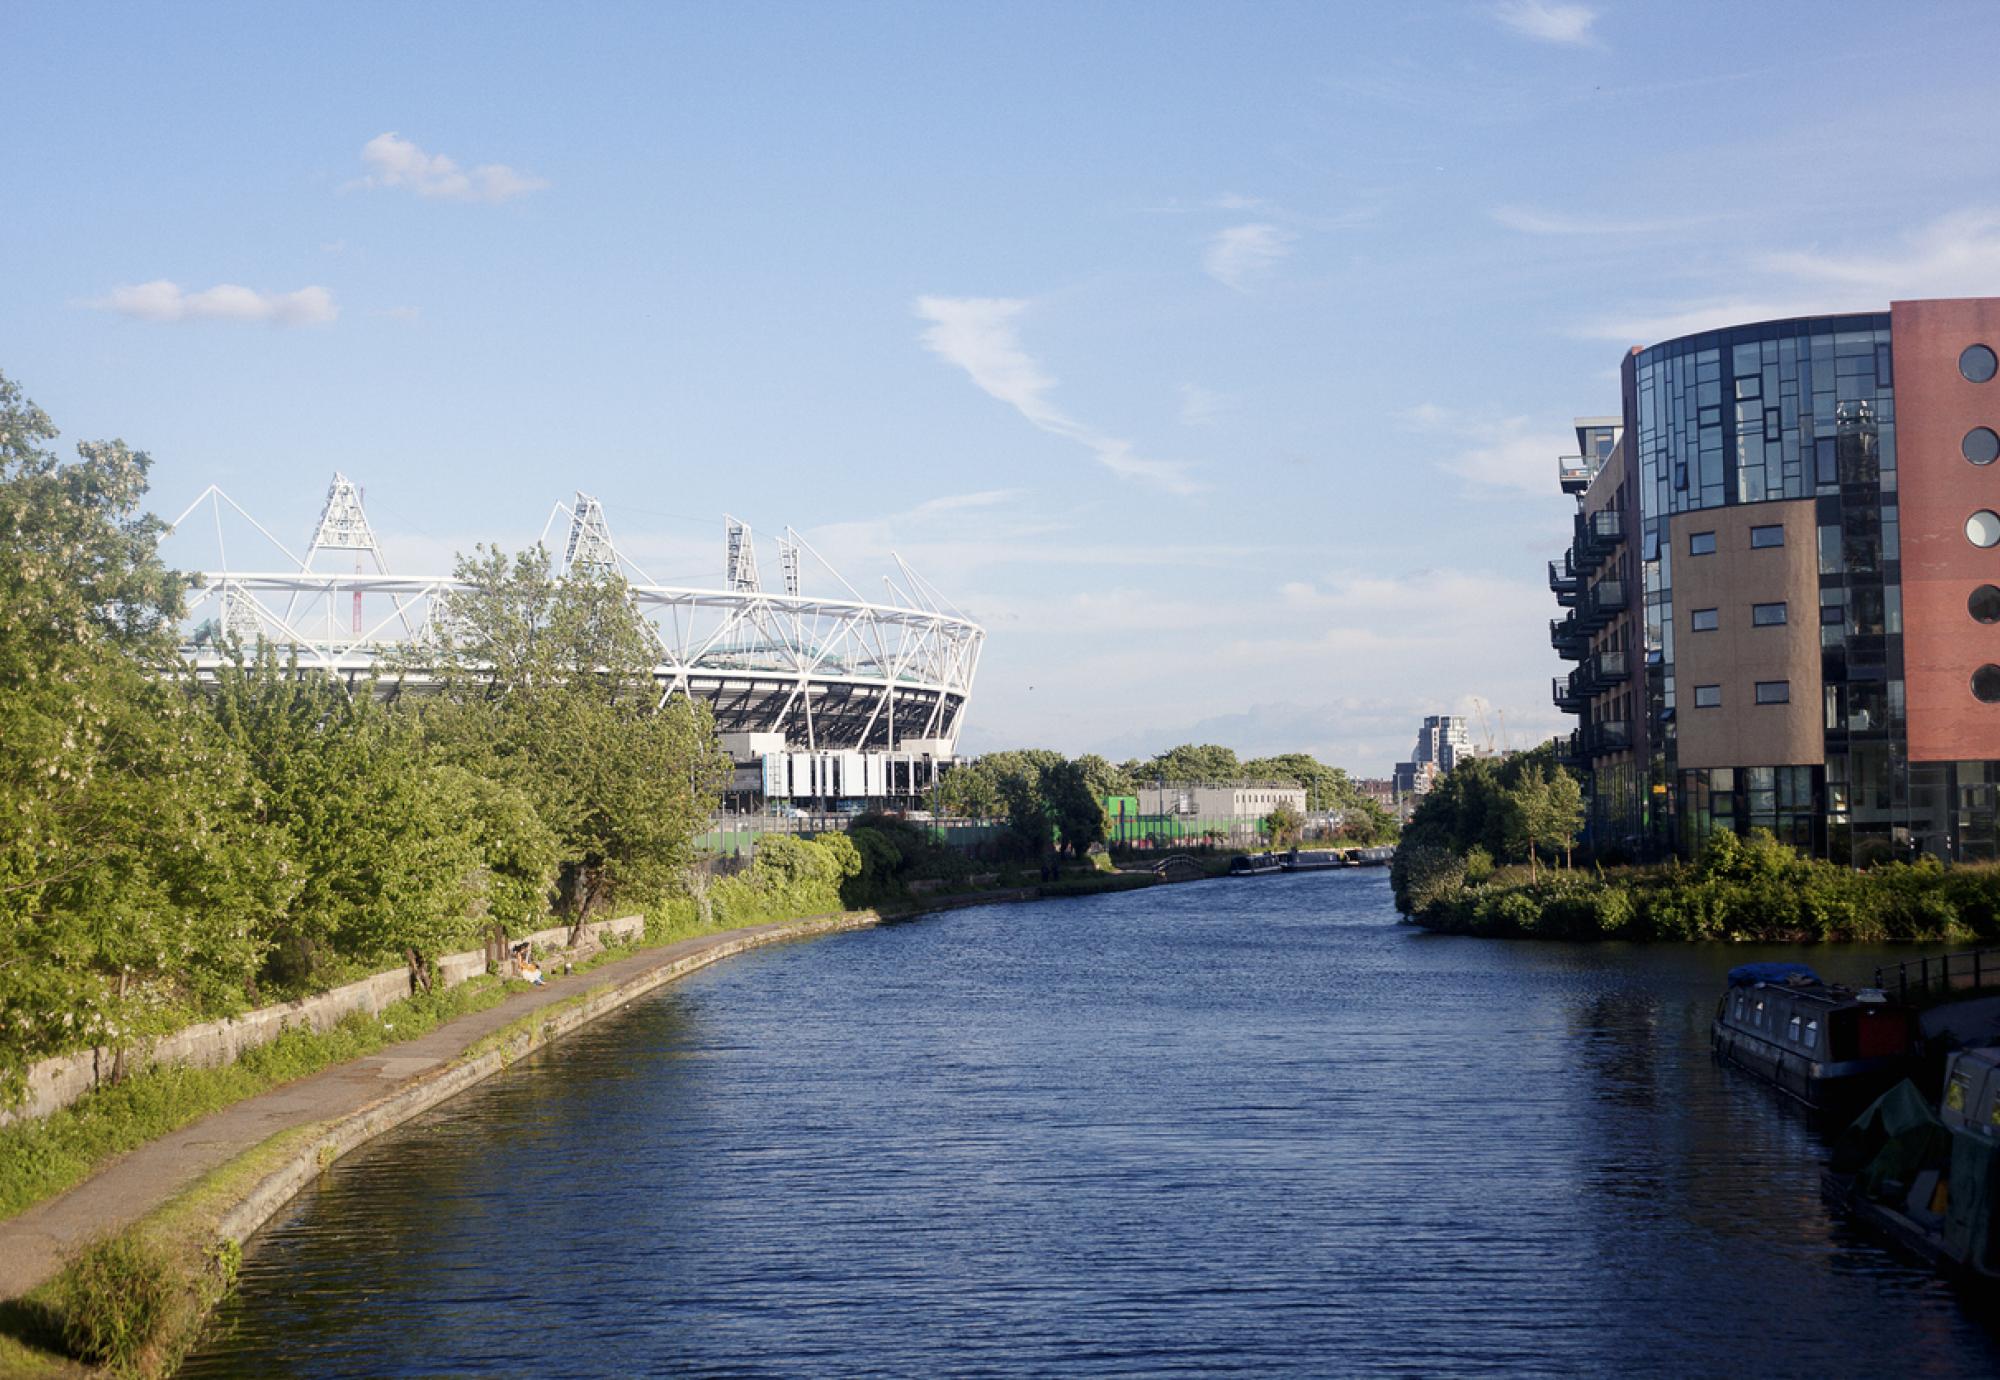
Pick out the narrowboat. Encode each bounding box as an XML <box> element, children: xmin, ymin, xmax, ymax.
<box><xmin>1227</xmin><ymin>852</ymin><xmax>1284</xmax><ymax>876</ymax></box>
<box><xmin>1282</xmin><ymin>849</ymin><xmax>1348</xmax><ymax>871</ymax></box>
<box><xmin>1710</xmin><ymin>962</ymin><xmax>1917</xmax><ymax>1115</ymax></box>
<box><xmin>1823</xmin><ymin>1046</ymin><xmax>2000</xmax><ymax>1282</ymax></box>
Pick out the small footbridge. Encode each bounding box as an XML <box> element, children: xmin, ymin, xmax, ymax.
<box><xmin>1147</xmin><ymin>853</ymin><xmax>1208</xmax><ymax>883</ymax></box>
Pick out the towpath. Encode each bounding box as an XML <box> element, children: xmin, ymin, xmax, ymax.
<box><xmin>0</xmin><ymin>911</ymin><xmax>912</xmax><ymax>1302</ymax></box>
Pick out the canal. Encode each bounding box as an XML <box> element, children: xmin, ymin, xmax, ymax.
<box><xmin>183</xmin><ymin>872</ymin><xmax>2000</xmax><ymax>1377</ymax></box>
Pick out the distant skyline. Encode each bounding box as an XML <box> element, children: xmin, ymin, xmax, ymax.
<box><xmin>6</xmin><ymin>2</ymin><xmax>1998</xmax><ymax>772</ymax></box>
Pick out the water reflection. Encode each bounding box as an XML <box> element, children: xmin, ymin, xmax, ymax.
<box><xmin>183</xmin><ymin>874</ymin><xmax>2000</xmax><ymax>1377</ymax></box>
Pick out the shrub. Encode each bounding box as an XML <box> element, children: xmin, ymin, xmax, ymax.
<box><xmin>51</xmin><ymin>1232</ymin><xmax>176</xmax><ymax>1371</ymax></box>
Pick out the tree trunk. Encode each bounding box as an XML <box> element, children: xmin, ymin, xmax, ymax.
<box><xmin>405</xmin><ymin>947</ymin><xmax>432</xmax><ymax>995</ymax></box>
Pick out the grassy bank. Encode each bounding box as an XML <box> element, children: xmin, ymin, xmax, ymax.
<box><xmin>1400</xmin><ymin>828</ymin><xmax>2000</xmax><ymax>942</ymax></box>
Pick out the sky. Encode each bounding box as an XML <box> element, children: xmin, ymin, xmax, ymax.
<box><xmin>6</xmin><ymin>1</ymin><xmax>2000</xmax><ymax>773</ymax></box>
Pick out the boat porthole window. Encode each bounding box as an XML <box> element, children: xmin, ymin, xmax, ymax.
<box><xmin>1804</xmin><ymin>1020</ymin><xmax>1819</xmax><ymax>1050</ymax></box>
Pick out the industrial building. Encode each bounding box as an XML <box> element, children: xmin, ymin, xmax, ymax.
<box><xmin>1551</xmin><ymin>297</ymin><xmax>2000</xmax><ymax>863</ymax></box>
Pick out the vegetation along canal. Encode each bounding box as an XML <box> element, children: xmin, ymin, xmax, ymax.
<box><xmin>183</xmin><ymin>872</ymin><xmax>2000</xmax><ymax>1376</ymax></box>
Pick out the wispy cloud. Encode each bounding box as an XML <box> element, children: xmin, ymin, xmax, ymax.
<box><xmin>1203</xmin><ymin>223</ymin><xmax>1295</xmax><ymax>291</ymax></box>
<box><xmin>1587</xmin><ymin>207</ymin><xmax>2000</xmax><ymax>341</ymax></box>
<box><xmin>1178</xmin><ymin>383</ymin><xmax>1233</xmax><ymax>427</ymax></box>
<box><xmin>1490</xmin><ymin>205</ymin><xmax>1709</xmax><ymax>236</ymax></box>
<box><xmin>914</xmin><ymin>296</ymin><xmax>1202</xmax><ymax>495</ymax></box>
<box><xmin>87</xmin><ymin>280</ymin><xmax>338</xmax><ymax>326</ymax></box>
<box><xmin>1402</xmin><ymin>403</ymin><xmax>1571</xmax><ymax>495</ymax></box>
<box><xmin>1492</xmin><ymin>1</ymin><xmax>1599</xmax><ymax>45</ymax></box>
<box><xmin>350</xmin><ymin>132</ymin><xmax>547</xmax><ymax>203</ymax></box>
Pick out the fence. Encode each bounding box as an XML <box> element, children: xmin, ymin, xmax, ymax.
<box><xmin>1874</xmin><ymin>947</ymin><xmax>2000</xmax><ymax>1004</ymax></box>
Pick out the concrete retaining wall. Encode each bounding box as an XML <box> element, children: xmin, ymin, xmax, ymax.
<box><xmin>2</xmin><ymin>915</ymin><xmax>646</xmax><ymax>1126</ymax></box>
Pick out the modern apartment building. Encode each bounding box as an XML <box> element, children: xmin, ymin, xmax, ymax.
<box><xmin>1551</xmin><ymin>298</ymin><xmax>2000</xmax><ymax>864</ymax></box>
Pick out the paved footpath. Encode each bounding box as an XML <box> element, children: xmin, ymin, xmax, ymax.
<box><xmin>0</xmin><ymin>914</ymin><xmax>877</xmax><ymax>1302</ymax></box>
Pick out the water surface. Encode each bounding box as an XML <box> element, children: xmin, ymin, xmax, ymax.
<box><xmin>183</xmin><ymin>873</ymin><xmax>2000</xmax><ymax>1377</ymax></box>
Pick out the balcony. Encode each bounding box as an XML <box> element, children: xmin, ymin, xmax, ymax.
<box><xmin>1553</xmin><ymin>674</ymin><xmax>1586</xmax><ymax>714</ymax></box>
<box><xmin>1582</xmin><ymin>578</ymin><xmax>1627</xmax><ymax>625</ymax></box>
<box><xmin>1573</xmin><ymin>509</ymin><xmax>1626</xmax><ymax>574</ymax></box>
<box><xmin>1557</xmin><ymin>730</ymin><xmax>1587</xmax><ymax>771</ymax></box>
<box><xmin>1592</xmin><ymin>648</ymin><xmax>1629</xmax><ymax>684</ymax></box>
<box><xmin>1550</xmin><ymin>614</ymin><xmax>1590</xmax><ymax>661</ymax></box>
<box><xmin>1586</xmin><ymin>719</ymin><xmax>1634</xmax><ymax>757</ymax></box>
<box><xmin>1558</xmin><ymin>455</ymin><xmax>1595</xmax><ymax>495</ymax></box>
<box><xmin>1548</xmin><ymin>555</ymin><xmax>1581</xmax><ymax>606</ymax></box>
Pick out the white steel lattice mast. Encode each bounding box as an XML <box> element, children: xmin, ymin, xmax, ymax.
<box><xmin>778</xmin><ymin>530</ymin><xmax>802</xmax><ymax>597</ymax></box>
<box><xmin>725</xmin><ymin>515</ymin><xmax>761</xmax><ymax>592</ymax></box>
<box><xmin>302</xmin><ymin>472</ymin><xmax>389</xmax><ymax>637</ymax></box>
<box><xmin>563</xmin><ymin>491</ymin><xmax>619</xmax><ymax>577</ymax></box>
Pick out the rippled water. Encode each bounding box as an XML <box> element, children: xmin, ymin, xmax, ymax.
<box><xmin>183</xmin><ymin>873</ymin><xmax>2000</xmax><ymax>1377</ymax></box>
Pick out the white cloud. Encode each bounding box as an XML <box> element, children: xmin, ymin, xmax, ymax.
<box><xmin>351</xmin><ymin>132</ymin><xmax>547</xmax><ymax>203</ymax></box>
<box><xmin>914</xmin><ymin>296</ymin><xmax>1203</xmax><ymax>495</ymax></box>
<box><xmin>1401</xmin><ymin>403</ymin><xmax>1575</xmax><ymax>495</ymax></box>
<box><xmin>1492</xmin><ymin>1</ymin><xmax>1598</xmax><ymax>45</ymax></box>
<box><xmin>1587</xmin><ymin>208</ymin><xmax>2000</xmax><ymax>342</ymax></box>
<box><xmin>1490</xmin><ymin>205</ymin><xmax>1705</xmax><ymax>236</ymax></box>
<box><xmin>89</xmin><ymin>280</ymin><xmax>338</xmax><ymax>326</ymax></box>
<box><xmin>1203</xmin><ymin>223</ymin><xmax>1295</xmax><ymax>291</ymax></box>
<box><xmin>1177</xmin><ymin>383</ymin><xmax>1232</xmax><ymax>426</ymax></box>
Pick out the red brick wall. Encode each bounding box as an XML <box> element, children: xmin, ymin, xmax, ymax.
<box><xmin>1893</xmin><ymin>298</ymin><xmax>2000</xmax><ymax>761</ymax></box>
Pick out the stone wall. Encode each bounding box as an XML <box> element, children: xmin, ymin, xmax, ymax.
<box><xmin>2</xmin><ymin>915</ymin><xmax>645</xmax><ymax>1126</ymax></box>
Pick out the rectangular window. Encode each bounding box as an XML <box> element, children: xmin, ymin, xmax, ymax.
<box><xmin>1694</xmin><ymin>685</ymin><xmax>1722</xmax><ymax>708</ymax></box>
<box><xmin>1756</xmin><ymin>680</ymin><xmax>1791</xmax><ymax>705</ymax></box>
<box><xmin>1689</xmin><ymin>531</ymin><xmax>1717</xmax><ymax>556</ymax></box>
<box><xmin>1750</xmin><ymin>524</ymin><xmax>1785</xmax><ymax>548</ymax></box>
<box><xmin>1692</xmin><ymin>608</ymin><xmax>1719</xmax><ymax>631</ymax></box>
<box><xmin>1752</xmin><ymin>602</ymin><xmax>1788</xmax><ymax>626</ymax></box>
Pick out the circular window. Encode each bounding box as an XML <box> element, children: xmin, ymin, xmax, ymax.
<box><xmin>1967</xmin><ymin>428</ymin><xmax>2000</xmax><ymax>464</ymax></box>
<box><xmin>1971</xmin><ymin>511</ymin><xmax>2000</xmax><ymax>548</ymax></box>
<box><xmin>1973</xmin><ymin>586</ymin><xmax>2000</xmax><ymax>623</ymax></box>
<box><xmin>1964</xmin><ymin>345</ymin><xmax>1999</xmax><ymax>383</ymax></box>
<box><xmin>1976</xmin><ymin>665</ymin><xmax>2000</xmax><ymax>703</ymax></box>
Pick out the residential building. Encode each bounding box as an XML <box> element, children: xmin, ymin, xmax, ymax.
<box><xmin>1390</xmin><ymin>714</ymin><xmax>1468</xmax><ymax>803</ymax></box>
<box><xmin>1136</xmin><ymin>784</ymin><xmax>1308</xmax><ymax>819</ymax></box>
<box><xmin>1551</xmin><ymin>298</ymin><xmax>2000</xmax><ymax>863</ymax></box>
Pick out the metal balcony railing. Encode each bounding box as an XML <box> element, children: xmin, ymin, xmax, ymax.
<box><xmin>1558</xmin><ymin>455</ymin><xmax>1595</xmax><ymax>495</ymax></box>
<box><xmin>1548</xmin><ymin>555</ymin><xmax>1581</xmax><ymax>604</ymax></box>
<box><xmin>1593</xmin><ymin>648</ymin><xmax>1629</xmax><ymax>684</ymax></box>
<box><xmin>1550</xmin><ymin>614</ymin><xmax>1589</xmax><ymax>660</ymax></box>
<box><xmin>1553</xmin><ymin>674</ymin><xmax>1586</xmax><ymax>713</ymax></box>
<box><xmin>1587</xmin><ymin>719</ymin><xmax>1634</xmax><ymax>756</ymax></box>
<box><xmin>1573</xmin><ymin>509</ymin><xmax>1627</xmax><ymax>574</ymax></box>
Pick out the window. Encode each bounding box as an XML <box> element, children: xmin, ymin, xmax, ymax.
<box><xmin>1752</xmin><ymin>602</ymin><xmax>1788</xmax><ymax>626</ymax></box>
<box><xmin>1689</xmin><ymin>531</ymin><xmax>1716</xmax><ymax>556</ymax></box>
<box><xmin>1971</xmin><ymin>586</ymin><xmax>2000</xmax><ymax>624</ymax></box>
<box><xmin>1752</xmin><ymin>999</ymin><xmax>1765</xmax><ymax>1029</ymax></box>
<box><xmin>1804</xmin><ymin>1019</ymin><xmax>1819</xmax><ymax>1051</ymax></box>
<box><xmin>1789</xmin><ymin>1015</ymin><xmax>1803</xmax><ymax>1043</ymax></box>
<box><xmin>1694</xmin><ymin>685</ymin><xmax>1722</xmax><ymax>709</ymax></box>
<box><xmin>1750</xmin><ymin>524</ymin><xmax>1785</xmax><ymax>549</ymax></box>
<box><xmin>1965</xmin><ymin>427</ymin><xmax>2000</xmax><ymax>465</ymax></box>
<box><xmin>1756</xmin><ymin>680</ymin><xmax>1791</xmax><ymax>705</ymax></box>
<box><xmin>1970</xmin><ymin>511</ymin><xmax>2000</xmax><ymax>549</ymax></box>
<box><xmin>1975</xmin><ymin>665</ymin><xmax>2000</xmax><ymax>704</ymax></box>
<box><xmin>1961</xmin><ymin>344</ymin><xmax>1998</xmax><ymax>383</ymax></box>
<box><xmin>1692</xmin><ymin>608</ymin><xmax>1719</xmax><ymax>632</ymax></box>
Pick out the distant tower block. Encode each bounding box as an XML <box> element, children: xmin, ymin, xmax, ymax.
<box><xmin>563</xmin><ymin>491</ymin><xmax>619</xmax><ymax>577</ymax></box>
<box><xmin>725</xmin><ymin>515</ymin><xmax>761</xmax><ymax>592</ymax></box>
<box><xmin>778</xmin><ymin>531</ymin><xmax>801</xmax><ymax>597</ymax></box>
<box><xmin>306</xmin><ymin>472</ymin><xmax>384</xmax><ymax>568</ymax></box>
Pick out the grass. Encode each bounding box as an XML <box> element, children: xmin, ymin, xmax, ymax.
<box><xmin>0</xmin><ymin>977</ymin><xmax>515</xmax><ymax>1226</ymax></box>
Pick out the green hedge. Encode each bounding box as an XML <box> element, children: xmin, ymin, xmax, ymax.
<box><xmin>1409</xmin><ymin>828</ymin><xmax>2000</xmax><ymax>943</ymax></box>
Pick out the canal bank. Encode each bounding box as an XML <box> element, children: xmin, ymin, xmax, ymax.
<box><xmin>1</xmin><ymin>876</ymin><xmax>1121</xmax><ymax>1377</ymax></box>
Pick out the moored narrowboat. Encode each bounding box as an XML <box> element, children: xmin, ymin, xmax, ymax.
<box><xmin>1228</xmin><ymin>852</ymin><xmax>1284</xmax><ymax>876</ymax></box>
<box><xmin>1282</xmin><ymin>849</ymin><xmax>1348</xmax><ymax>871</ymax></box>
<box><xmin>1823</xmin><ymin>1046</ymin><xmax>2000</xmax><ymax>1282</ymax></box>
<box><xmin>1711</xmin><ymin>962</ymin><xmax>1917</xmax><ymax>1115</ymax></box>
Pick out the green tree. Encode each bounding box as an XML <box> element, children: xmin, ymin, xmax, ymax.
<box><xmin>1544</xmin><ymin>767</ymin><xmax>1585</xmax><ymax>870</ymax></box>
<box><xmin>1241</xmin><ymin>752</ymin><xmax>1358</xmax><ymax>812</ymax></box>
<box><xmin>1265</xmin><ymin>801</ymin><xmax>1305</xmax><ymax>848</ymax></box>
<box><xmin>1139</xmin><ymin>743</ymin><xmax>1241</xmax><ymax>783</ymax></box>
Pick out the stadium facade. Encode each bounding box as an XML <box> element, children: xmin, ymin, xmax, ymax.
<box><xmin>175</xmin><ymin>476</ymin><xmax>983</xmax><ymax>809</ymax></box>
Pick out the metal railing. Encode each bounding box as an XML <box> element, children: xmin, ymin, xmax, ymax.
<box><xmin>1874</xmin><ymin>948</ymin><xmax>2000</xmax><ymax>1004</ymax></box>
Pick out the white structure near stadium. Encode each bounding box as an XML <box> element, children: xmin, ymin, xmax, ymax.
<box><xmin>171</xmin><ymin>475</ymin><xmax>984</xmax><ymax>809</ymax></box>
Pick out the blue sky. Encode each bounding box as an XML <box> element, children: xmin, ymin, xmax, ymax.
<box><xmin>7</xmin><ymin>1</ymin><xmax>1999</xmax><ymax>771</ymax></box>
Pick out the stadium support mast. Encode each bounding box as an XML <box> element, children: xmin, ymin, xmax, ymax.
<box><xmin>725</xmin><ymin>515</ymin><xmax>761</xmax><ymax>592</ymax></box>
<box><xmin>778</xmin><ymin>529</ymin><xmax>802</xmax><ymax>597</ymax></box>
<box><xmin>563</xmin><ymin>491</ymin><xmax>619</xmax><ymax>577</ymax></box>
